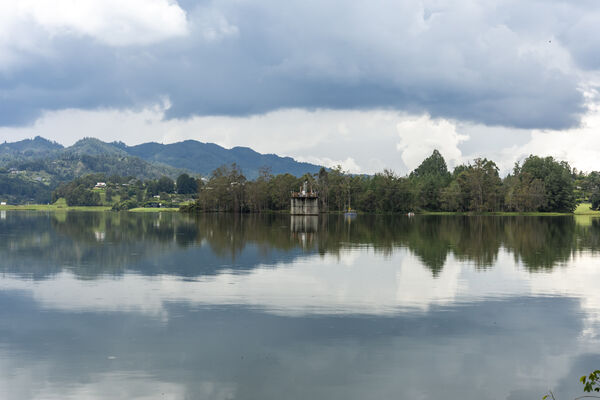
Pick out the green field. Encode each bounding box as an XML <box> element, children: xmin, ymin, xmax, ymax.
<box><xmin>2</xmin><ymin>201</ymin><xmax>599</xmax><ymax>216</ymax></box>
<box><xmin>0</xmin><ymin>197</ymin><xmax>178</xmax><ymax>212</ymax></box>
<box><xmin>573</xmin><ymin>203</ymin><xmax>600</xmax><ymax>215</ymax></box>
<box><xmin>0</xmin><ymin>198</ymin><xmax>111</xmax><ymax>211</ymax></box>
<box><xmin>0</xmin><ymin>204</ymin><xmax>180</xmax><ymax>212</ymax></box>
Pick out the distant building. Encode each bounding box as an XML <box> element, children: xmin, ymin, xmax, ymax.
<box><xmin>290</xmin><ymin>181</ymin><xmax>319</xmax><ymax>215</ymax></box>
<box><xmin>94</xmin><ymin>182</ymin><xmax>107</xmax><ymax>188</ymax></box>
<box><xmin>0</xmin><ymin>202</ymin><xmax>6</xmax><ymax>206</ymax></box>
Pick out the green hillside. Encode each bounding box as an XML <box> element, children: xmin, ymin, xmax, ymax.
<box><xmin>124</xmin><ymin>140</ymin><xmax>321</xmax><ymax>179</ymax></box>
<box><xmin>0</xmin><ymin>136</ymin><xmax>324</xmax><ymax>204</ymax></box>
<box><xmin>0</xmin><ymin>136</ymin><xmax>63</xmax><ymax>155</ymax></box>
<box><xmin>65</xmin><ymin>137</ymin><xmax>128</xmax><ymax>156</ymax></box>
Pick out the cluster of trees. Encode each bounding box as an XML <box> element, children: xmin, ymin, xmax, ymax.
<box><xmin>409</xmin><ymin>151</ymin><xmax>577</xmax><ymax>213</ymax></box>
<box><xmin>51</xmin><ymin>173</ymin><xmax>200</xmax><ymax>207</ymax></box>
<box><xmin>184</xmin><ymin>151</ymin><xmax>591</xmax><ymax>214</ymax></box>
<box><xmin>144</xmin><ymin>174</ymin><xmax>198</xmax><ymax>196</ymax></box>
<box><xmin>52</xmin><ymin>174</ymin><xmax>104</xmax><ymax>206</ymax></box>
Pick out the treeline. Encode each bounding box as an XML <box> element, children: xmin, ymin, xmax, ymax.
<box><xmin>183</xmin><ymin>151</ymin><xmax>597</xmax><ymax>213</ymax></box>
<box><xmin>46</xmin><ymin>150</ymin><xmax>599</xmax><ymax>213</ymax></box>
<box><xmin>51</xmin><ymin>173</ymin><xmax>199</xmax><ymax>208</ymax></box>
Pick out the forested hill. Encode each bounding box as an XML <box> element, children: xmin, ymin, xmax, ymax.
<box><xmin>0</xmin><ymin>136</ymin><xmax>63</xmax><ymax>160</ymax></box>
<box><xmin>0</xmin><ymin>136</ymin><xmax>322</xmax><ymax>179</ymax></box>
<box><xmin>0</xmin><ymin>137</ymin><xmax>182</xmax><ymax>180</ymax></box>
<box><xmin>118</xmin><ymin>140</ymin><xmax>321</xmax><ymax>179</ymax></box>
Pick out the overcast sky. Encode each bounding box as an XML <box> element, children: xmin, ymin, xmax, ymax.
<box><xmin>1</xmin><ymin>0</ymin><xmax>599</xmax><ymax>175</ymax></box>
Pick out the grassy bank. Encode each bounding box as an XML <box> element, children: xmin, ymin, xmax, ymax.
<box><xmin>0</xmin><ymin>204</ymin><xmax>181</xmax><ymax>212</ymax></box>
<box><xmin>0</xmin><ymin>198</ymin><xmax>179</xmax><ymax>212</ymax></box>
<box><xmin>420</xmin><ymin>211</ymin><xmax>570</xmax><ymax>216</ymax></box>
<box><xmin>2</xmin><ymin>202</ymin><xmax>599</xmax><ymax>216</ymax></box>
<box><xmin>418</xmin><ymin>203</ymin><xmax>600</xmax><ymax>216</ymax></box>
<box><xmin>0</xmin><ymin>201</ymin><xmax>111</xmax><ymax>211</ymax></box>
<box><xmin>574</xmin><ymin>203</ymin><xmax>600</xmax><ymax>215</ymax></box>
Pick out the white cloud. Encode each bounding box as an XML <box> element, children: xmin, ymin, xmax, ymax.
<box><xmin>192</xmin><ymin>6</ymin><xmax>239</xmax><ymax>42</ymax></box>
<box><xmin>0</xmin><ymin>0</ymin><xmax>188</xmax><ymax>69</ymax></box>
<box><xmin>294</xmin><ymin>156</ymin><xmax>362</xmax><ymax>174</ymax></box>
<box><xmin>396</xmin><ymin>115</ymin><xmax>469</xmax><ymax>171</ymax></box>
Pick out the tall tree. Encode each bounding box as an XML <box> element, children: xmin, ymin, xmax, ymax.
<box><xmin>318</xmin><ymin>167</ymin><xmax>329</xmax><ymax>212</ymax></box>
<box><xmin>456</xmin><ymin>158</ymin><xmax>502</xmax><ymax>212</ymax></box>
<box><xmin>410</xmin><ymin>150</ymin><xmax>452</xmax><ymax>210</ymax></box>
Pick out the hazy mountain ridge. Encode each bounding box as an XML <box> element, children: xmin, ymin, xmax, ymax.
<box><xmin>124</xmin><ymin>140</ymin><xmax>322</xmax><ymax>178</ymax></box>
<box><xmin>0</xmin><ymin>137</ymin><xmax>322</xmax><ymax>180</ymax></box>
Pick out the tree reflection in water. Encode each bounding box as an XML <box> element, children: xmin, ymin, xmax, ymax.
<box><xmin>1</xmin><ymin>211</ymin><xmax>599</xmax><ymax>279</ymax></box>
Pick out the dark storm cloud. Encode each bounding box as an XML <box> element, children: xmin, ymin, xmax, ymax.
<box><xmin>0</xmin><ymin>0</ymin><xmax>596</xmax><ymax>129</ymax></box>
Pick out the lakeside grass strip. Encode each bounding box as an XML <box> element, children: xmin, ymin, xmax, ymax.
<box><xmin>2</xmin><ymin>202</ymin><xmax>600</xmax><ymax>215</ymax></box>
<box><xmin>0</xmin><ymin>204</ymin><xmax>176</xmax><ymax>212</ymax></box>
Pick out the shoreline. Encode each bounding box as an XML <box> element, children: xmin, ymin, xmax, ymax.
<box><xmin>0</xmin><ymin>204</ymin><xmax>178</xmax><ymax>212</ymax></box>
<box><xmin>2</xmin><ymin>204</ymin><xmax>600</xmax><ymax>216</ymax></box>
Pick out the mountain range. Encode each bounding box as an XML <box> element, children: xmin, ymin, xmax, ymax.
<box><xmin>0</xmin><ymin>136</ymin><xmax>322</xmax><ymax>180</ymax></box>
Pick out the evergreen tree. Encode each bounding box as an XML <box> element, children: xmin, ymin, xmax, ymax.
<box><xmin>410</xmin><ymin>150</ymin><xmax>451</xmax><ymax>210</ymax></box>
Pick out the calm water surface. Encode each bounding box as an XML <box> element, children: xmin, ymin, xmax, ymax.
<box><xmin>1</xmin><ymin>211</ymin><xmax>600</xmax><ymax>399</ymax></box>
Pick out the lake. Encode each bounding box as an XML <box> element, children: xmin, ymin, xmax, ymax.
<box><xmin>1</xmin><ymin>211</ymin><xmax>599</xmax><ymax>399</ymax></box>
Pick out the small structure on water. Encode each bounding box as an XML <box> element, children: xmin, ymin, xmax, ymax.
<box><xmin>291</xmin><ymin>181</ymin><xmax>319</xmax><ymax>215</ymax></box>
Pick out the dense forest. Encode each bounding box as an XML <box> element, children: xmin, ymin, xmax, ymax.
<box><xmin>184</xmin><ymin>151</ymin><xmax>598</xmax><ymax>214</ymax></box>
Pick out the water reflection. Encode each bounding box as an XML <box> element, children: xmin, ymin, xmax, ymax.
<box><xmin>1</xmin><ymin>212</ymin><xmax>600</xmax><ymax>278</ymax></box>
<box><xmin>1</xmin><ymin>288</ymin><xmax>598</xmax><ymax>400</ymax></box>
<box><xmin>1</xmin><ymin>211</ymin><xmax>600</xmax><ymax>400</ymax></box>
<box><xmin>291</xmin><ymin>215</ymin><xmax>318</xmax><ymax>249</ymax></box>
